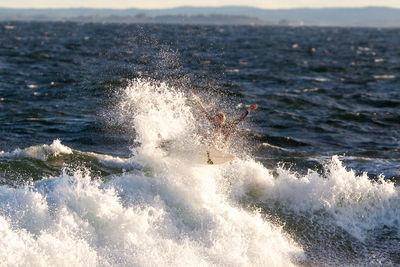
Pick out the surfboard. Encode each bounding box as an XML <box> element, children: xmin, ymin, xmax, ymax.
<box><xmin>194</xmin><ymin>145</ymin><xmax>235</xmax><ymax>165</ymax></box>
<box><xmin>159</xmin><ymin>140</ymin><xmax>235</xmax><ymax>165</ymax></box>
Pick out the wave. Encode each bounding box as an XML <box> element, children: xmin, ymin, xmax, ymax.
<box><xmin>0</xmin><ymin>78</ymin><xmax>398</xmax><ymax>266</ymax></box>
<box><xmin>0</xmin><ymin>79</ymin><xmax>304</xmax><ymax>266</ymax></box>
<box><xmin>0</xmin><ymin>139</ymin><xmax>73</xmax><ymax>161</ymax></box>
<box><xmin>0</xmin><ymin>162</ymin><xmax>303</xmax><ymax>266</ymax></box>
<box><xmin>0</xmin><ymin>139</ymin><xmax>139</xmax><ymax>171</ymax></box>
<box><xmin>226</xmin><ymin>156</ymin><xmax>399</xmax><ymax>241</ymax></box>
<box><xmin>114</xmin><ymin>78</ymin><xmax>399</xmax><ymax>264</ymax></box>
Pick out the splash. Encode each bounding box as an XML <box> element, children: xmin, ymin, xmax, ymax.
<box><xmin>113</xmin><ymin>78</ymin><xmax>399</xmax><ymax>264</ymax></box>
<box><xmin>0</xmin><ymin>79</ymin><xmax>304</xmax><ymax>266</ymax></box>
<box><xmin>0</xmin><ymin>166</ymin><xmax>303</xmax><ymax>266</ymax></box>
<box><xmin>3</xmin><ymin>78</ymin><xmax>398</xmax><ymax>266</ymax></box>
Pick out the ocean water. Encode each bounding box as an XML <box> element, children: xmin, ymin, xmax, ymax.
<box><xmin>0</xmin><ymin>22</ymin><xmax>399</xmax><ymax>266</ymax></box>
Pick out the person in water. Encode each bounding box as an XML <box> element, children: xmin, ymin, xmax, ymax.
<box><xmin>191</xmin><ymin>92</ymin><xmax>258</xmax><ymax>150</ymax></box>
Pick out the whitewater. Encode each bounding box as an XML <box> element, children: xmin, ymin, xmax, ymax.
<box><xmin>0</xmin><ymin>79</ymin><xmax>399</xmax><ymax>266</ymax></box>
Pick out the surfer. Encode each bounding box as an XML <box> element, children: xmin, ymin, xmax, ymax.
<box><xmin>191</xmin><ymin>92</ymin><xmax>258</xmax><ymax>151</ymax></box>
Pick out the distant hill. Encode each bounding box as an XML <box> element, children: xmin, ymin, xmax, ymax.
<box><xmin>0</xmin><ymin>6</ymin><xmax>400</xmax><ymax>27</ymax></box>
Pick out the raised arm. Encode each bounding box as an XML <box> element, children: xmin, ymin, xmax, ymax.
<box><xmin>191</xmin><ymin>92</ymin><xmax>213</xmax><ymax>122</ymax></box>
<box><xmin>230</xmin><ymin>104</ymin><xmax>258</xmax><ymax>128</ymax></box>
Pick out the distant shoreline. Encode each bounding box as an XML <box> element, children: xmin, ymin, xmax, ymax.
<box><xmin>0</xmin><ymin>14</ymin><xmax>270</xmax><ymax>26</ymax></box>
<box><xmin>0</xmin><ymin>6</ymin><xmax>400</xmax><ymax>27</ymax></box>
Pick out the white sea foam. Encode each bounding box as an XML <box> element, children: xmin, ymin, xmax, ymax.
<box><xmin>0</xmin><ymin>165</ymin><xmax>303</xmax><ymax>266</ymax></box>
<box><xmin>0</xmin><ymin>139</ymin><xmax>73</xmax><ymax>161</ymax></box>
<box><xmin>226</xmin><ymin>157</ymin><xmax>400</xmax><ymax>241</ymax></box>
<box><xmin>117</xmin><ymin>78</ymin><xmax>400</xmax><ymax>245</ymax></box>
<box><xmin>2</xmin><ymin>78</ymin><xmax>398</xmax><ymax>266</ymax></box>
<box><xmin>85</xmin><ymin>152</ymin><xmax>141</xmax><ymax>171</ymax></box>
<box><xmin>0</xmin><ymin>138</ymin><xmax>141</xmax><ymax>171</ymax></box>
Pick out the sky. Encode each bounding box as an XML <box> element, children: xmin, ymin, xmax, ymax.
<box><xmin>0</xmin><ymin>0</ymin><xmax>399</xmax><ymax>9</ymax></box>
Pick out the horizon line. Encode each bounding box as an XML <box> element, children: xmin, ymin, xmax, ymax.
<box><xmin>0</xmin><ymin>5</ymin><xmax>399</xmax><ymax>11</ymax></box>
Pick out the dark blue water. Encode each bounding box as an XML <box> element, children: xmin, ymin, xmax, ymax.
<box><xmin>0</xmin><ymin>22</ymin><xmax>399</xmax><ymax>266</ymax></box>
<box><xmin>1</xmin><ymin>22</ymin><xmax>399</xmax><ymax>179</ymax></box>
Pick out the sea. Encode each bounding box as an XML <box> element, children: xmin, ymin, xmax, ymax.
<box><xmin>0</xmin><ymin>22</ymin><xmax>399</xmax><ymax>266</ymax></box>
